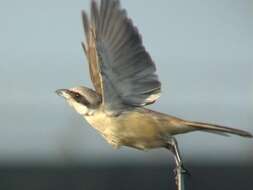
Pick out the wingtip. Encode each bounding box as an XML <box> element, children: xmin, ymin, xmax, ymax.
<box><xmin>81</xmin><ymin>10</ymin><xmax>88</xmax><ymax>24</ymax></box>
<box><xmin>91</xmin><ymin>0</ymin><xmax>99</xmax><ymax>21</ymax></box>
<box><xmin>91</xmin><ymin>0</ymin><xmax>97</xmax><ymax>7</ymax></box>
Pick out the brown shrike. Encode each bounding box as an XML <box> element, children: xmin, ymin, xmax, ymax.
<box><xmin>56</xmin><ymin>0</ymin><xmax>252</xmax><ymax>173</ymax></box>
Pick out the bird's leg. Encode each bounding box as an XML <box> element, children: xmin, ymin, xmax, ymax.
<box><xmin>166</xmin><ymin>138</ymin><xmax>190</xmax><ymax>176</ymax></box>
<box><xmin>166</xmin><ymin>138</ymin><xmax>190</xmax><ymax>190</ymax></box>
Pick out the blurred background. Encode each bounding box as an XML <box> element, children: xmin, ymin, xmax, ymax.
<box><xmin>0</xmin><ymin>0</ymin><xmax>253</xmax><ymax>189</ymax></box>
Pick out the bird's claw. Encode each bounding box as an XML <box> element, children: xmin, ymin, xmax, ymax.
<box><xmin>173</xmin><ymin>165</ymin><xmax>191</xmax><ymax>177</ymax></box>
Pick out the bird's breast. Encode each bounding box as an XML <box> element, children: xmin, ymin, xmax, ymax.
<box><xmin>84</xmin><ymin>112</ymin><xmax>121</xmax><ymax>148</ymax></box>
<box><xmin>84</xmin><ymin>109</ymin><xmax>172</xmax><ymax>150</ymax></box>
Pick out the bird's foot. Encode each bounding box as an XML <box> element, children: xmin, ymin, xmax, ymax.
<box><xmin>173</xmin><ymin>164</ymin><xmax>191</xmax><ymax>177</ymax></box>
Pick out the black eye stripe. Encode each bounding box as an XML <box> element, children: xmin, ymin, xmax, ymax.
<box><xmin>71</xmin><ymin>91</ymin><xmax>81</xmax><ymax>99</ymax></box>
<box><xmin>75</xmin><ymin>93</ymin><xmax>81</xmax><ymax>98</ymax></box>
<box><xmin>72</xmin><ymin>92</ymin><xmax>90</xmax><ymax>106</ymax></box>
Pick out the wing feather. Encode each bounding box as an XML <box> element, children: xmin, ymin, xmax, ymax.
<box><xmin>81</xmin><ymin>7</ymin><xmax>103</xmax><ymax>95</ymax></box>
<box><xmin>82</xmin><ymin>0</ymin><xmax>161</xmax><ymax>112</ymax></box>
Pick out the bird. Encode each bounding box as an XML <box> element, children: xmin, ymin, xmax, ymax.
<box><xmin>56</xmin><ymin>0</ymin><xmax>252</xmax><ymax>173</ymax></box>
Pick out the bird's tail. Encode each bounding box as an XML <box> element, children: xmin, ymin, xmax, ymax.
<box><xmin>183</xmin><ymin>120</ymin><xmax>252</xmax><ymax>138</ymax></box>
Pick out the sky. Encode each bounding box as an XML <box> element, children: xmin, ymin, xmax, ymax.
<box><xmin>0</xmin><ymin>0</ymin><xmax>252</xmax><ymax>165</ymax></box>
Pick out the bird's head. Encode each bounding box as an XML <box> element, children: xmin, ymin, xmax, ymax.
<box><xmin>56</xmin><ymin>86</ymin><xmax>101</xmax><ymax>115</ymax></box>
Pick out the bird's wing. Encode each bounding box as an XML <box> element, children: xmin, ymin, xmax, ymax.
<box><xmin>82</xmin><ymin>10</ymin><xmax>103</xmax><ymax>95</ymax></box>
<box><xmin>82</xmin><ymin>0</ymin><xmax>161</xmax><ymax>113</ymax></box>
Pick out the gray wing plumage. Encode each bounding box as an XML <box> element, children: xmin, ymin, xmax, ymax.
<box><xmin>82</xmin><ymin>0</ymin><xmax>161</xmax><ymax>112</ymax></box>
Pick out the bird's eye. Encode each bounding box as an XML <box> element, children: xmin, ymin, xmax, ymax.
<box><xmin>75</xmin><ymin>93</ymin><xmax>81</xmax><ymax>99</ymax></box>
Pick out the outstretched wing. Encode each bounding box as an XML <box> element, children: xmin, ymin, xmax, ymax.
<box><xmin>82</xmin><ymin>10</ymin><xmax>103</xmax><ymax>96</ymax></box>
<box><xmin>82</xmin><ymin>0</ymin><xmax>161</xmax><ymax>112</ymax></box>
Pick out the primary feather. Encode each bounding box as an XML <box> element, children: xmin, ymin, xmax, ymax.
<box><xmin>82</xmin><ymin>0</ymin><xmax>161</xmax><ymax>113</ymax></box>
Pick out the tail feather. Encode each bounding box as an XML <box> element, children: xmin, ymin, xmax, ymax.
<box><xmin>183</xmin><ymin>121</ymin><xmax>252</xmax><ymax>138</ymax></box>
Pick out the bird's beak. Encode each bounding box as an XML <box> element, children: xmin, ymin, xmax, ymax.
<box><xmin>55</xmin><ymin>89</ymin><xmax>71</xmax><ymax>98</ymax></box>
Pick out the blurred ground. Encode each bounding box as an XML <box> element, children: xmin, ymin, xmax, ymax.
<box><xmin>1</xmin><ymin>164</ymin><xmax>253</xmax><ymax>190</ymax></box>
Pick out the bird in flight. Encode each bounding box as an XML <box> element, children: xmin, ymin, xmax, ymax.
<box><xmin>56</xmin><ymin>0</ymin><xmax>252</xmax><ymax>173</ymax></box>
